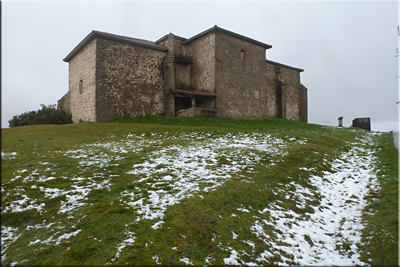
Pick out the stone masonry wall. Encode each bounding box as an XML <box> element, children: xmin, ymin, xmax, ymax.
<box><xmin>95</xmin><ymin>38</ymin><xmax>166</xmax><ymax>122</ymax></box>
<box><xmin>214</xmin><ymin>31</ymin><xmax>269</xmax><ymax>120</ymax></box>
<box><xmin>174</xmin><ymin>37</ymin><xmax>186</xmax><ymax>59</ymax></box>
<box><xmin>265</xmin><ymin>61</ymin><xmax>306</xmax><ymax>122</ymax></box>
<box><xmin>265</xmin><ymin>63</ymin><xmax>279</xmax><ymax>117</ymax></box>
<box><xmin>175</xmin><ymin>63</ymin><xmax>190</xmax><ymax>89</ymax></box>
<box><xmin>281</xmin><ymin>67</ymin><xmax>300</xmax><ymax>121</ymax></box>
<box><xmin>185</xmin><ymin>32</ymin><xmax>215</xmax><ymax>93</ymax></box>
<box><xmin>68</xmin><ymin>39</ymin><xmax>97</xmax><ymax>123</ymax></box>
<box><xmin>175</xmin><ymin>37</ymin><xmax>191</xmax><ymax>90</ymax></box>
<box><xmin>57</xmin><ymin>91</ymin><xmax>70</xmax><ymax>114</ymax></box>
<box><xmin>298</xmin><ymin>84</ymin><xmax>308</xmax><ymax>122</ymax></box>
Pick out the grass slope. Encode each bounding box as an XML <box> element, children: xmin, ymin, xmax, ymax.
<box><xmin>1</xmin><ymin>116</ymin><xmax>398</xmax><ymax>266</ymax></box>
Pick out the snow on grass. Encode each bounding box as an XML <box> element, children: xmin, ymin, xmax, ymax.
<box><xmin>223</xmin><ymin>249</ymin><xmax>241</xmax><ymax>265</ymax></box>
<box><xmin>180</xmin><ymin>257</ymin><xmax>194</xmax><ymax>265</ymax></box>
<box><xmin>223</xmin><ymin>246</ymin><xmax>258</xmax><ymax>266</ymax></box>
<box><xmin>2</xmin><ymin>192</ymin><xmax>46</xmax><ymax>214</ymax></box>
<box><xmin>62</xmin><ymin>136</ymin><xmax>163</xmax><ymax>170</ymax></box>
<box><xmin>1</xmin><ymin>151</ymin><xmax>17</xmax><ymax>160</ymax></box>
<box><xmin>102</xmin><ymin>131</ymin><xmax>291</xmax><ymax>262</ymax></box>
<box><xmin>120</xmin><ymin>132</ymin><xmax>289</xmax><ymax>226</ymax></box>
<box><xmin>10</xmin><ymin>259</ymin><xmax>28</xmax><ymax>266</ymax></box>
<box><xmin>28</xmin><ymin>229</ymin><xmax>82</xmax><ymax>246</ymax></box>
<box><xmin>1</xmin><ymin>128</ymin><xmax>383</xmax><ymax>265</ymax></box>
<box><xmin>56</xmin><ymin>178</ymin><xmax>112</xmax><ymax>214</ymax></box>
<box><xmin>244</xmin><ymin>134</ymin><xmax>380</xmax><ymax>265</ymax></box>
<box><xmin>109</xmin><ymin>230</ymin><xmax>136</xmax><ymax>263</ymax></box>
<box><xmin>152</xmin><ymin>255</ymin><xmax>161</xmax><ymax>265</ymax></box>
<box><xmin>1</xmin><ymin>226</ymin><xmax>21</xmax><ymax>262</ymax></box>
<box><xmin>2</xmin><ymin>174</ymin><xmax>112</xmax><ymax>215</ymax></box>
<box><xmin>82</xmin><ymin>131</ymin><xmax>291</xmax><ymax>262</ymax></box>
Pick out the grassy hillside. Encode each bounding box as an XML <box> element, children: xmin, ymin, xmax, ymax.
<box><xmin>1</xmin><ymin>117</ymin><xmax>398</xmax><ymax>266</ymax></box>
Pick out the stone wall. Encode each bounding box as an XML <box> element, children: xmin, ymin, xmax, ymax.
<box><xmin>95</xmin><ymin>38</ymin><xmax>166</xmax><ymax>122</ymax></box>
<box><xmin>265</xmin><ymin>60</ymin><xmax>307</xmax><ymax>122</ymax></box>
<box><xmin>176</xmin><ymin>107</ymin><xmax>217</xmax><ymax>118</ymax></box>
<box><xmin>57</xmin><ymin>91</ymin><xmax>70</xmax><ymax>114</ymax></box>
<box><xmin>68</xmin><ymin>39</ymin><xmax>97</xmax><ymax>123</ymax></box>
<box><xmin>298</xmin><ymin>84</ymin><xmax>308</xmax><ymax>122</ymax></box>
<box><xmin>214</xmin><ymin>31</ymin><xmax>269</xmax><ymax>120</ymax></box>
<box><xmin>280</xmin><ymin>66</ymin><xmax>301</xmax><ymax>121</ymax></box>
<box><xmin>185</xmin><ymin>32</ymin><xmax>215</xmax><ymax>93</ymax></box>
<box><xmin>174</xmin><ymin>37</ymin><xmax>187</xmax><ymax>59</ymax></box>
<box><xmin>61</xmin><ymin>28</ymin><xmax>308</xmax><ymax>124</ymax></box>
<box><xmin>265</xmin><ymin>63</ymin><xmax>279</xmax><ymax>118</ymax></box>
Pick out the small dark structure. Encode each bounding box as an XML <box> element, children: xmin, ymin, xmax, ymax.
<box><xmin>352</xmin><ymin>117</ymin><xmax>371</xmax><ymax>131</ymax></box>
<box><xmin>338</xmin><ymin>116</ymin><xmax>343</xmax><ymax>127</ymax></box>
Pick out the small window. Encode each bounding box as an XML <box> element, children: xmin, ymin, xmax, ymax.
<box><xmin>79</xmin><ymin>80</ymin><xmax>83</xmax><ymax>94</ymax></box>
<box><xmin>241</xmin><ymin>50</ymin><xmax>246</xmax><ymax>62</ymax></box>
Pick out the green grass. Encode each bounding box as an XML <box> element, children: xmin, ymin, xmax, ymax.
<box><xmin>359</xmin><ymin>132</ymin><xmax>399</xmax><ymax>265</ymax></box>
<box><xmin>1</xmin><ymin>117</ymin><xmax>398</xmax><ymax>266</ymax></box>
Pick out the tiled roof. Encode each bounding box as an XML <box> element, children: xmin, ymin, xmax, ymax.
<box><xmin>63</xmin><ymin>30</ymin><xmax>167</xmax><ymax>62</ymax></box>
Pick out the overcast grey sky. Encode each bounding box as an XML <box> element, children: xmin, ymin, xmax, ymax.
<box><xmin>2</xmin><ymin>0</ymin><xmax>398</xmax><ymax>131</ymax></box>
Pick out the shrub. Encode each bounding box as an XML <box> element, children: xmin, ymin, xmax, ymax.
<box><xmin>8</xmin><ymin>104</ymin><xmax>72</xmax><ymax>127</ymax></box>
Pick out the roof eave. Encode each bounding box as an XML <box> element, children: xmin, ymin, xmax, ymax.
<box><xmin>183</xmin><ymin>25</ymin><xmax>272</xmax><ymax>50</ymax></box>
<box><xmin>63</xmin><ymin>31</ymin><xmax>167</xmax><ymax>62</ymax></box>
<box><xmin>155</xmin><ymin>34</ymin><xmax>187</xmax><ymax>44</ymax></box>
<box><xmin>266</xmin><ymin>59</ymin><xmax>304</xmax><ymax>72</ymax></box>
<box><xmin>63</xmin><ymin>31</ymin><xmax>95</xmax><ymax>62</ymax></box>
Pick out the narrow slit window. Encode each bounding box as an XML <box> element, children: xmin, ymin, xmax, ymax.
<box><xmin>240</xmin><ymin>50</ymin><xmax>246</xmax><ymax>62</ymax></box>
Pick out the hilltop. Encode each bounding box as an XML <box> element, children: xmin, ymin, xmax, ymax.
<box><xmin>1</xmin><ymin>117</ymin><xmax>398</xmax><ymax>266</ymax></box>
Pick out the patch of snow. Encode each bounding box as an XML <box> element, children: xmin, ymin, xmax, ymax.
<box><xmin>237</xmin><ymin>207</ymin><xmax>251</xmax><ymax>213</ymax></box>
<box><xmin>1</xmin><ymin>226</ymin><xmax>21</xmax><ymax>262</ymax></box>
<box><xmin>1</xmin><ymin>152</ymin><xmax>17</xmax><ymax>160</ymax></box>
<box><xmin>180</xmin><ymin>257</ymin><xmax>193</xmax><ymax>265</ymax></box>
<box><xmin>10</xmin><ymin>259</ymin><xmax>28</xmax><ymax>266</ymax></box>
<box><xmin>2</xmin><ymin>193</ymin><xmax>45</xmax><ymax>214</ymax></box>
<box><xmin>153</xmin><ymin>255</ymin><xmax>161</xmax><ymax>265</ymax></box>
<box><xmin>223</xmin><ymin>249</ymin><xmax>241</xmax><ymax>265</ymax></box>
<box><xmin>109</xmin><ymin>230</ymin><xmax>136</xmax><ymax>262</ymax></box>
<box><xmin>232</xmin><ymin>231</ymin><xmax>238</xmax><ymax>239</ymax></box>
<box><xmin>151</xmin><ymin>221</ymin><xmax>164</xmax><ymax>230</ymax></box>
<box><xmin>55</xmin><ymin>229</ymin><xmax>81</xmax><ymax>245</ymax></box>
<box><xmin>37</xmin><ymin>176</ymin><xmax>57</xmax><ymax>183</ymax></box>
<box><xmin>204</xmin><ymin>256</ymin><xmax>215</xmax><ymax>265</ymax></box>
<box><xmin>244</xmin><ymin>240</ymin><xmax>255</xmax><ymax>249</ymax></box>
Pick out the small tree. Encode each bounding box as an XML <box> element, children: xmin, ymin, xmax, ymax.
<box><xmin>9</xmin><ymin>104</ymin><xmax>72</xmax><ymax>127</ymax></box>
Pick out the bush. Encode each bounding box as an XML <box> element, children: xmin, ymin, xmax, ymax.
<box><xmin>9</xmin><ymin>104</ymin><xmax>72</xmax><ymax>127</ymax></box>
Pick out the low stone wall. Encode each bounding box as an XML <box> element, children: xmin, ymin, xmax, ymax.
<box><xmin>176</xmin><ymin>107</ymin><xmax>217</xmax><ymax>118</ymax></box>
<box><xmin>57</xmin><ymin>91</ymin><xmax>70</xmax><ymax>114</ymax></box>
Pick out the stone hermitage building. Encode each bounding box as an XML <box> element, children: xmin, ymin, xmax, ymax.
<box><xmin>58</xmin><ymin>26</ymin><xmax>308</xmax><ymax>123</ymax></box>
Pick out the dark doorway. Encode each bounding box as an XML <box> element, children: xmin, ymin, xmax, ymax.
<box><xmin>275</xmin><ymin>84</ymin><xmax>282</xmax><ymax>118</ymax></box>
<box><xmin>175</xmin><ymin>97</ymin><xmax>192</xmax><ymax>114</ymax></box>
